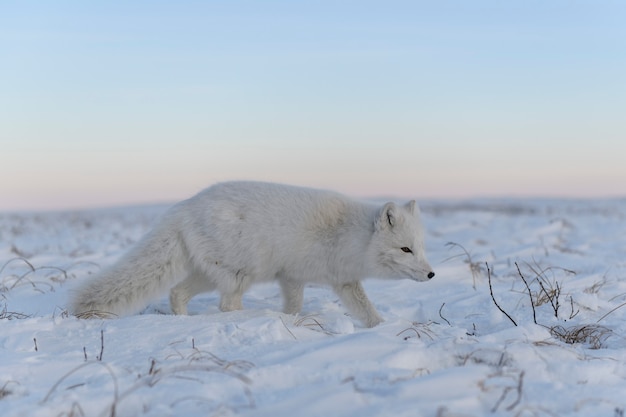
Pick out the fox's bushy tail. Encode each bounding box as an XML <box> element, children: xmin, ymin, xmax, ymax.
<box><xmin>70</xmin><ymin>211</ymin><xmax>188</xmax><ymax>317</ymax></box>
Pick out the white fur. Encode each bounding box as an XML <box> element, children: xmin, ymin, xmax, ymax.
<box><xmin>70</xmin><ymin>181</ymin><xmax>435</xmax><ymax>327</ymax></box>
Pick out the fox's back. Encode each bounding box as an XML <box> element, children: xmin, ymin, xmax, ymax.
<box><xmin>193</xmin><ymin>181</ymin><xmax>367</xmax><ymax>234</ymax></box>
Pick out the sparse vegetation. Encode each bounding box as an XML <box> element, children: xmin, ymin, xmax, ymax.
<box><xmin>484</xmin><ymin>260</ymin><xmax>617</xmax><ymax>349</ymax></box>
<box><xmin>0</xmin><ymin>300</ymin><xmax>32</xmax><ymax>320</ymax></box>
<box><xmin>294</xmin><ymin>314</ymin><xmax>327</xmax><ymax>332</ymax></box>
<box><xmin>0</xmin><ymin>257</ymin><xmax>99</xmax><ymax>295</ymax></box>
<box><xmin>3</xmin><ymin>201</ymin><xmax>626</xmax><ymax>416</ymax></box>
<box><xmin>41</xmin><ymin>348</ymin><xmax>254</xmax><ymax>417</ymax></box>
<box><xmin>549</xmin><ymin>324</ymin><xmax>612</xmax><ymax>349</ymax></box>
<box><xmin>445</xmin><ymin>242</ymin><xmax>483</xmax><ymax>289</ymax></box>
<box><xmin>0</xmin><ymin>381</ymin><xmax>18</xmax><ymax>400</ymax></box>
<box><xmin>397</xmin><ymin>321</ymin><xmax>436</xmax><ymax>341</ymax></box>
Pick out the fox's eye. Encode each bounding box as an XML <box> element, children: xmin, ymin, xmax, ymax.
<box><xmin>401</xmin><ymin>247</ymin><xmax>413</xmax><ymax>254</ymax></box>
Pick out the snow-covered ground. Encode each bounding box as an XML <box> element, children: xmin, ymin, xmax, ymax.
<box><xmin>2</xmin><ymin>198</ymin><xmax>626</xmax><ymax>417</ymax></box>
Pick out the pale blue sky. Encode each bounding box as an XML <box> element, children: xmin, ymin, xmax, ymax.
<box><xmin>2</xmin><ymin>1</ymin><xmax>625</xmax><ymax>210</ymax></box>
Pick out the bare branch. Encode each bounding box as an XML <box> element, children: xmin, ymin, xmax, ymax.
<box><xmin>486</xmin><ymin>262</ymin><xmax>517</xmax><ymax>327</ymax></box>
<box><xmin>515</xmin><ymin>262</ymin><xmax>537</xmax><ymax>325</ymax></box>
<box><xmin>439</xmin><ymin>303</ymin><xmax>451</xmax><ymax>326</ymax></box>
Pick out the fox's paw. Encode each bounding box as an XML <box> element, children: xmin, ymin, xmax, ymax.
<box><xmin>363</xmin><ymin>314</ymin><xmax>384</xmax><ymax>328</ymax></box>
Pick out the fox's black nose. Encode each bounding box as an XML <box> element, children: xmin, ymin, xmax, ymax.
<box><xmin>428</xmin><ymin>271</ymin><xmax>435</xmax><ymax>279</ymax></box>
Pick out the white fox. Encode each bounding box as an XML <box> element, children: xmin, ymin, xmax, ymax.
<box><xmin>70</xmin><ymin>181</ymin><xmax>435</xmax><ymax>327</ymax></box>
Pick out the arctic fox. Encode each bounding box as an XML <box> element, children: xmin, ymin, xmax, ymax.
<box><xmin>70</xmin><ymin>181</ymin><xmax>435</xmax><ymax>327</ymax></box>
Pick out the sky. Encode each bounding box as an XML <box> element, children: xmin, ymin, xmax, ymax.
<box><xmin>1</xmin><ymin>1</ymin><xmax>625</xmax><ymax>210</ymax></box>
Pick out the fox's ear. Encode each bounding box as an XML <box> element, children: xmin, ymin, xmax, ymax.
<box><xmin>405</xmin><ymin>200</ymin><xmax>416</xmax><ymax>215</ymax></box>
<box><xmin>376</xmin><ymin>202</ymin><xmax>397</xmax><ymax>230</ymax></box>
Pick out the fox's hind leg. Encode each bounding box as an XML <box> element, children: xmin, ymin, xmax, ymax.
<box><xmin>170</xmin><ymin>267</ymin><xmax>217</xmax><ymax>315</ymax></box>
<box><xmin>332</xmin><ymin>281</ymin><xmax>383</xmax><ymax>328</ymax></box>
<box><xmin>279</xmin><ymin>278</ymin><xmax>305</xmax><ymax>314</ymax></box>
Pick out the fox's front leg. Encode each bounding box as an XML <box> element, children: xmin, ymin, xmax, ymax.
<box><xmin>279</xmin><ymin>279</ymin><xmax>305</xmax><ymax>315</ymax></box>
<box><xmin>332</xmin><ymin>281</ymin><xmax>383</xmax><ymax>327</ymax></box>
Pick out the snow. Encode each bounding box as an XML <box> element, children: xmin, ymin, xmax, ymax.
<box><xmin>2</xmin><ymin>199</ymin><xmax>626</xmax><ymax>416</ymax></box>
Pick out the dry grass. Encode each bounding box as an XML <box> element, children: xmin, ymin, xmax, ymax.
<box><xmin>294</xmin><ymin>314</ymin><xmax>326</xmax><ymax>331</ymax></box>
<box><xmin>397</xmin><ymin>321</ymin><xmax>436</xmax><ymax>341</ymax></box>
<box><xmin>512</xmin><ymin>261</ymin><xmax>583</xmax><ymax>322</ymax></box>
<box><xmin>444</xmin><ymin>242</ymin><xmax>483</xmax><ymax>289</ymax></box>
<box><xmin>42</xmin><ymin>348</ymin><xmax>255</xmax><ymax>417</ymax></box>
<box><xmin>0</xmin><ymin>300</ymin><xmax>32</xmax><ymax>320</ymax></box>
<box><xmin>597</xmin><ymin>301</ymin><xmax>626</xmax><ymax>324</ymax></box>
<box><xmin>549</xmin><ymin>324</ymin><xmax>612</xmax><ymax>349</ymax></box>
<box><xmin>283</xmin><ymin>314</ymin><xmax>335</xmax><ymax>337</ymax></box>
<box><xmin>0</xmin><ymin>257</ymin><xmax>65</xmax><ymax>293</ymax></box>
<box><xmin>522</xmin><ymin>261</ymin><xmax>576</xmax><ymax>317</ymax></box>
<box><xmin>0</xmin><ymin>257</ymin><xmax>100</xmax><ymax>295</ymax></box>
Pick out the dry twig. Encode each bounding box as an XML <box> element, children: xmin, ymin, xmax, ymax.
<box><xmin>438</xmin><ymin>303</ymin><xmax>451</xmax><ymax>326</ymax></box>
<box><xmin>486</xmin><ymin>262</ymin><xmax>517</xmax><ymax>327</ymax></box>
<box><xmin>516</xmin><ymin>262</ymin><xmax>537</xmax><ymax>325</ymax></box>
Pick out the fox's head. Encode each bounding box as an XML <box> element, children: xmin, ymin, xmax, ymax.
<box><xmin>369</xmin><ymin>200</ymin><xmax>435</xmax><ymax>282</ymax></box>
